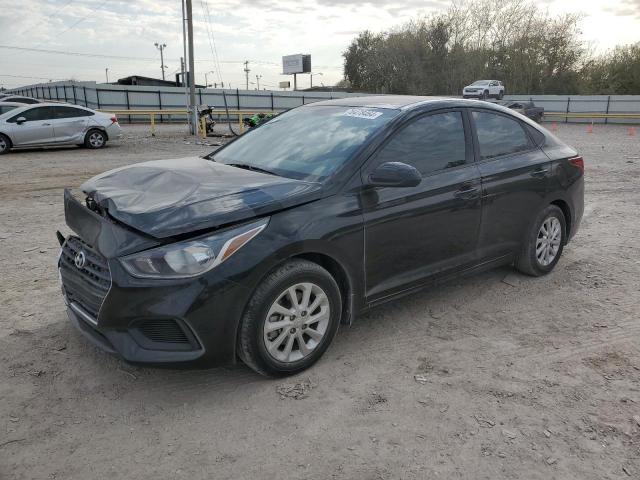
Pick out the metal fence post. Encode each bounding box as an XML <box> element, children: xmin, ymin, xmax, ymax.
<box><xmin>125</xmin><ymin>90</ymin><xmax>131</xmax><ymax>124</ymax></box>
<box><xmin>605</xmin><ymin>95</ymin><xmax>611</xmax><ymax>125</ymax></box>
<box><xmin>96</xmin><ymin>89</ymin><xmax>101</xmax><ymax>109</ymax></box>
<box><xmin>158</xmin><ymin>90</ymin><xmax>163</xmax><ymax>123</ymax></box>
<box><xmin>83</xmin><ymin>86</ymin><xmax>88</xmax><ymax>107</ymax></box>
<box><xmin>270</xmin><ymin>92</ymin><xmax>274</xmax><ymax>111</ymax></box>
<box><xmin>72</xmin><ymin>85</ymin><xmax>77</xmax><ymax>105</ymax></box>
<box><xmin>565</xmin><ymin>97</ymin><xmax>570</xmax><ymax>124</ymax></box>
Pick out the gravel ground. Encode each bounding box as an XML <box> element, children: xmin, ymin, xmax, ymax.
<box><xmin>1</xmin><ymin>123</ymin><xmax>639</xmax><ymax>479</ymax></box>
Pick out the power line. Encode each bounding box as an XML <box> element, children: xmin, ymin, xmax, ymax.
<box><xmin>0</xmin><ymin>45</ymin><xmax>279</xmax><ymax>66</ymax></box>
<box><xmin>200</xmin><ymin>0</ymin><xmax>224</xmax><ymax>85</ymax></box>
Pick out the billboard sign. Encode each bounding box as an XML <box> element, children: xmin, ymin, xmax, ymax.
<box><xmin>279</xmin><ymin>81</ymin><xmax>291</xmax><ymax>89</ymax></box>
<box><xmin>282</xmin><ymin>54</ymin><xmax>311</xmax><ymax>74</ymax></box>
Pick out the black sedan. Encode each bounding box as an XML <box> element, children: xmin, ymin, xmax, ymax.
<box><xmin>58</xmin><ymin>96</ymin><xmax>584</xmax><ymax>376</ymax></box>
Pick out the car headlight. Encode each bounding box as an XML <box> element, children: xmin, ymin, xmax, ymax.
<box><xmin>120</xmin><ymin>218</ymin><xmax>269</xmax><ymax>279</ymax></box>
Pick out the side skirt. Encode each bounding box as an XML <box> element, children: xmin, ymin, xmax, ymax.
<box><xmin>363</xmin><ymin>253</ymin><xmax>515</xmax><ymax>311</ymax></box>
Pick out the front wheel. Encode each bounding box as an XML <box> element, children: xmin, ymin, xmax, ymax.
<box><xmin>237</xmin><ymin>260</ymin><xmax>342</xmax><ymax>377</ymax></box>
<box><xmin>0</xmin><ymin>134</ymin><xmax>10</xmax><ymax>154</ymax></box>
<box><xmin>482</xmin><ymin>90</ymin><xmax>489</xmax><ymax>101</ymax></box>
<box><xmin>516</xmin><ymin>205</ymin><xmax>566</xmax><ymax>276</ymax></box>
<box><xmin>498</xmin><ymin>91</ymin><xmax>504</xmax><ymax>100</ymax></box>
<box><xmin>84</xmin><ymin>129</ymin><xmax>107</xmax><ymax>149</ymax></box>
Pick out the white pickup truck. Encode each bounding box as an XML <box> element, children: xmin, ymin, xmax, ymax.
<box><xmin>462</xmin><ymin>80</ymin><xmax>505</xmax><ymax>100</ymax></box>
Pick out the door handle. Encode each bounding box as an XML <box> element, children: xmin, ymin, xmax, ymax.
<box><xmin>531</xmin><ymin>167</ymin><xmax>550</xmax><ymax>177</ymax></box>
<box><xmin>454</xmin><ymin>185</ymin><xmax>479</xmax><ymax>199</ymax></box>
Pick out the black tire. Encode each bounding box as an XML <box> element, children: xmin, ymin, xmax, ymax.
<box><xmin>84</xmin><ymin>129</ymin><xmax>107</xmax><ymax>149</ymax></box>
<box><xmin>482</xmin><ymin>90</ymin><xmax>489</xmax><ymax>100</ymax></box>
<box><xmin>515</xmin><ymin>205</ymin><xmax>566</xmax><ymax>276</ymax></box>
<box><xmin>0</xmin><ymin>134</ymin><xmax>11</xmax><ymax>154</ymax></box>
<box><xmin>498</xmin><ymin>90</ymin><xmax>504</xmax><ymax>100</ymax></box>
<box><xmin>238</xmin><ymin>259</ymin><xmax>342</xmax><ymax>377</ymax></box>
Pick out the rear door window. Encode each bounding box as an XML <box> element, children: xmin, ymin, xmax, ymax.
<box><xmin>472</xmin><ymin>111</ymin><xmax>532</xmax><ymax>160</ymax></box>
<box><xmin>51</xmin><ymin>106</ymin><xmax>94</xmax><ymax>118</ymax></box>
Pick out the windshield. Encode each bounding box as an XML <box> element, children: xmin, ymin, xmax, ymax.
<box><xmin>212</xmin><ymin>105</ymin><xmax>399</xmax><ymax>181</ymax></box>
<box><xmin>471</xmin><ymin>80</ymin><xmax>490</xmax><ymax>86</ymax></box>
<box><xmin>0</xmin><ymin>105</ymin><xmax>18</xmax><ymax>116</ymax></box>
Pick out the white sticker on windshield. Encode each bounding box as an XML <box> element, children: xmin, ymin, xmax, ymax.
<box><xmin>342</xmin><ymin>108</ymin><xmax>383</xmax><ymax>120</ymax></box>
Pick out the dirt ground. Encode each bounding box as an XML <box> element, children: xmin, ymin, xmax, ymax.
<box><xmin>1</xmin><ymin>123</ymin><xmax>639</xmax><ymax>480</ymax></box>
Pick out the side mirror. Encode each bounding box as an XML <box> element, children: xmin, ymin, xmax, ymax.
<box><xmin>16</xmin><ymin>117</ymin><xmax>26</xmax><ymax>125</ymax></box>
<box><xmin>367</xmin><ymin>162</ymin><xmax>422</xmax><ymax>188</ymax></box>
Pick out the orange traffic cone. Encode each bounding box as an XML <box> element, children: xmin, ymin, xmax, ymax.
<box><xmin>629</xmin><ymin>126</ymin><xmax>636</xmax><ymax>137</ymax></box>
<box><xmin>586</xmin><ymin>122</ymin><xmax>593</xmax><ymax>134</ymax></box>
<box><xmin>551</xmin><ymin>122</ymin><xmax>558</xmax><ymax>132</ymax></box>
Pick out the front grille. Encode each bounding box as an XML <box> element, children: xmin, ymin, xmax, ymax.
<box><xmin>59</xmin><ymin>236</ymin><xmax>111</xmax><ymax>318</ymax></box>
<box><xmin>138</xmin><ymin>319</ymin><xmax>190</xmax><ymax>344</ymax></box>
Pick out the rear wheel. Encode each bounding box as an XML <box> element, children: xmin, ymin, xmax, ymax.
<box><xmin>482</xmin><ymin>90</ymin><xmax>489</xmax><ymax>100</ymax></box>
<box><xmin>238</xmin><ymin>260</ymin><xmax>342</xmax><ymax>377</ymax></box>
<box><xmin>84</xmin><ymin>129</ymin><xmax>107</xmax><ymax>149</ymax></box>
<box><xmin>0</xmin><ymin>134</ymin><xmax>10</xmax><ymax>154</ymax></box>
<box><xmin>498</xmin><ymin>90</ymin><xmax>504</xmax><ymax>100</ymax></box>
<box><xmin>516</xmin><ymin>205</ymin><xmax>566</xmax><ymax>276</ymax></box>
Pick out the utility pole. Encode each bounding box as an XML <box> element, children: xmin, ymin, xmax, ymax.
<box><xmin>243</xmin><ymin>61</ymin><xmax>250</xmax><ymax>90</ymax></box>
<box><xmin>255</xmin><ymin>74</ymin><xmax>262</xmax><ymax>90</ymax></box>
<box><xmin>205</xmin><ymin>70</ymin><xmax>214</xmax><ymax>88</ymax></box>
<box><xmin>185</xmin><ymin>0</ymin><xmax>197</xmax><ymax>136</ymax></box>
<box><xmin>181</xmin><ymin>0</ymin><xmax>190</xmax><ymax>132</ymax></box>
<box><xmin>105</xmin><ymin>68</ymin><xmax>109</xmax><ymax>83</ymax></box>
<box><xmin>154</xmin><ymin>42</ymin><xmax>167</xmax><ymax>80</ymax></box>
<box><xmin>180</xmin><ymin>57</ymin><xmax>185</xmax><ymax>86</ymax></box>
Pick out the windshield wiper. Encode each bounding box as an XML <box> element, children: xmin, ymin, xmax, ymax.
<box><xmin>226</xmin><ymin>163</ymin><xmax>279</xmax><ymax>176</ymax></box>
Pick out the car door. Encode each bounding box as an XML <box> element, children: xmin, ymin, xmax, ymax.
<box><xmin>5</xmin><ymin>106</ymin><xmax>55</xmax><ymax>146</ymax></box>
<box><xmin>50</xmin><ymin>106</ymin><xmax>91</xmax><ymax>144</ymax></box>
<box><xmin>361</xmin><ymin>109</ymin><xmax>482</xmax><ymax>302</ymax></box>
<box><xmin>471</xmin><ymin>109</ymin><xmax>551</xmax><ymax>260</ymax></box>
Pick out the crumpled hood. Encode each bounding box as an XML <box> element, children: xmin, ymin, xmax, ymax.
<box><xmin>81</xmin><ymin>157</ymin><xmax>323</xmax><ymax>238</ymax></box>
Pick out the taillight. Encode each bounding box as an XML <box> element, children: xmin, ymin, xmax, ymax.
<box><xmin>569</xmin><ymin>156</ymin><xmax>584</xmax><ymax>172</ymax></box>
<box><xmin>110</xmin><ymin>115</ymin><xmax>118</xmax><ymax>124</ymax></box>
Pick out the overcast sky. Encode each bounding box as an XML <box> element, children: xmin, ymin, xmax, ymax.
<box><xmin>0</xmin><ymin>0</ymin><xmax>639</xmax><ymax>90</ymax></box>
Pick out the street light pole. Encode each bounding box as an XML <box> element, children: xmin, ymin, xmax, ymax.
<box><xmin>243</xmin><ymin>61</ymin><xmax>250</xmax><ymax>90</ymax></box>
<box><xmin>154</xmin><ymin>42</ymin><xmax>167</xmax><ymax>80</ymax></box>
<box><xmin>105</xmin><ymin>68</ymin><xmax>109</xmax><ymax>83</ymax></box>
<box><xmin>255</xmin><ymin>74</ymin><xmax>262</xmax><ymax>90</ymax></box>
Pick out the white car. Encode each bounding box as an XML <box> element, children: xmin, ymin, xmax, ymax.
<box><xmin>0</xmin><ymin>103</ymin><xmax>122</xmax><ymax>154</ymax></box>
<box><xmin>462</xmin><ymin>80</ymin><xmax>505</xmax><ymax>100</ymax></box>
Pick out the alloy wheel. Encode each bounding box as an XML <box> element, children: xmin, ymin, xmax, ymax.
<box><xmin>263</xmin><ymin>282</ymin><xmax>330</xmax><ymax>363</ymax></box>
<box><xmin>89</xmin><ymin>132</ymin><xmax>105</xmax><ymax>147</ymax></box>
<box><xmin>0</xmin><ymin>137</ymin><xmax>7</xmax><ymax>152</ymax></box>
<box><xmin>536</xmin><ymin>217</ymin><xmax>562</xmax><ymax>266</ymax></box>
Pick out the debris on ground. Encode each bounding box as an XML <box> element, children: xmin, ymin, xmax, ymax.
<box><xmin>474</xmin><ymin>415</ymin><xmax>496</xmax><ymax>428</ymax></box>
<box><xmin>276</xmin><ymin>378</ymin><xmax>316</xmax><ymax>400</ymax></box>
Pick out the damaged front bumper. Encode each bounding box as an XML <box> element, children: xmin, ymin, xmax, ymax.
<box><xmin>58</xmin><ymin>189</ymin><xmax>254</xmax><ymax>368</ymax></box>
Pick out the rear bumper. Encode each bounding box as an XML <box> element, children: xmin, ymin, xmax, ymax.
<box><xmin>105</xmin><ymin>123</ymin><xmax>122</xmax><ymax>140</ymax></box>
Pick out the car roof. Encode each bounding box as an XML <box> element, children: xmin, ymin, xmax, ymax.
<box><xmin>307</xmin><ymin>95</ymin><xmax>512</xmax><ymax>113</ymax></box>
